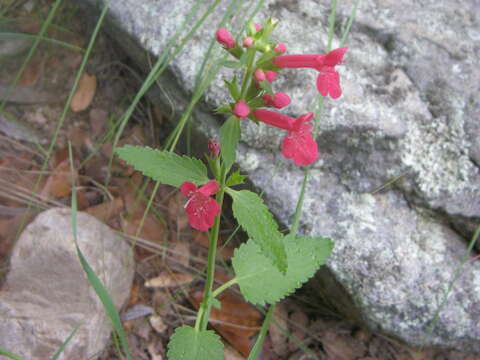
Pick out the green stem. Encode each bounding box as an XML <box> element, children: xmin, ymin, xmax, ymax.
<box><xmin>240</xmin><ymin>48</ymin><xmax>257</xmax><ymax>98</ymax></box>
<box><xmin>211</xmin><ymin>277</ymin><xmax>238</xmax><ymax>298</ymax></box>
<box><xmin>198</xmin><ymin>168</ymin><xmax>227</xmax><ymax>331</ymax></box>
<box><xmin>327</xmin><ymin>0</ymin><xmax>337</xmax><ymax>52</ymax></box>
<box><xmin>291</xmin><ymin>167</ymin><xmax>310</xmax><ymax>235</ymax></box>
<box><xmin>247</xmin><ymin>305</ymin><xmax>275</xmax><ymax>360</ymax></box>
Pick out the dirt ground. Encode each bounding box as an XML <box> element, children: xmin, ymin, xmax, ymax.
<box><xmin>0</xmin><ymin>1</ymin><xmax>479</xmax><ymax>359</ymax></box>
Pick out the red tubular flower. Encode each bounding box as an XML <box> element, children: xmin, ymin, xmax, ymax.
<box><xmin>216</xmin><ymin>28</ymin><xmax>235</xmax><ymax>49</ymax></box>
<box><xmin>180</xmin><ymin>181</ymin><xmax>220</xmax><ymax>231</ymax></box>
<box><xmin>233</xmin><ymin>100</ymin><xmax>250</xmax><ymax>118</ymax></box>
<box><xmin>282</xmin><ymin>113</ymin><xmax>318</xmax><ymax>165</ymax></box>
<box><xmin>253</xmin><ymin>109</ymin><xmax>318</xmax><ymax>165</ymax></box>
<box><xmin>262</xmin><ymin>92</ymin><xmax>291</xmax><ymax>109</ymax></box>
<box><xmin>273</xmin><ymin>47</ymin><xmax>348</xmax><ymax>99</ymax></box>
<box><xmin>265</xmin><ymin>71</ymin><xmax>277</xmax><ymax>83</ymax></box>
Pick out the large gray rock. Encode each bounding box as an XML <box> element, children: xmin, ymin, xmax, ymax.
<box><xmin>74</xmin><ymin>0</ymin><xmax>480</xmax><ymax>352</ymax></box>
<box><xmin>0</xmin><ymin>208</ymin><xmax>134</xmax><ymax>359</ymax></box>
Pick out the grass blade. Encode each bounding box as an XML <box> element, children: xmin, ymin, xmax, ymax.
<box><xmin>68</xmin><ymin>143</ymin><xmax>132</xmax><ymax>360</ymax></box>
<box><xmin>0</xmin><ymin>349</ymin><xmax>25</xmax><ymax>360</ymax></box>
<box><xmin>51</xmin><ymin>325</ymin><xmax>80</xmax><ymax>360</ymax></box>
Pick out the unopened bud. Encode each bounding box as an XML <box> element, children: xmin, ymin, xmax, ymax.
<box><xmin>263</xmin><ymin>92</ymin><xmax>291</xmax><ymax>109</ymax></box>
<box><xmin>243</xmin><ymin>37</ymin><xmax>254</xmax><ymax>48</ymax></box>
<box><xmin>208</xmin><ymin>139</ymin><xmax>220</xmax><ymax>157</ymax></box>
<box><xmin>233</xmin><ymin>100</ymin><xmax>250</xmax><ymax>118</ymax></box>
<box><xmin>216</xmin><ymin>28</ymin><xmax>235</xmax><ymax>49</ymax></box>
<box><xmin>265</xmin><ymin>71</ymin><xmax>277</xmax><ymax>83</ymax></box>
<box><xmin>253</xmin><ymin>69</ymin><xmax>266</xmax><ymax>82</ymax></box>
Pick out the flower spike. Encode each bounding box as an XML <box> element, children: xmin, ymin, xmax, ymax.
<box><xmin>262</xmin><ymin>92</ymin><xmax>291</xmax><ymax>109</ymax></box>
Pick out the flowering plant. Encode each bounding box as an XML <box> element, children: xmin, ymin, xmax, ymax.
<box><xmin>116</xmin><ymin>13</ymin><xmax>350</xmax><ymax>360</ymax></box>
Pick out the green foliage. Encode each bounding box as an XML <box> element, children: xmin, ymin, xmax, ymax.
<box><xmin>232</xmin><ymin>234</ymin><xmax>333</xmax><ymax>305</ymax></box>
<box><xmin>227</xmin><ymin>189</ymin><xmax>287</xmax><ymax>273</ymax></box>
<box><xmin>219</xmin><ymin>116</ymin><xmax>240</xmax><ymax>171</ymax></box>
<box><xmin>115</xmin><ymin>145</ymin><xmax>209</xmax><ymax>188</ymax></box>
<box><xmin>222</xmin><ymin>60</ymin><xmax>241</xmax><ymax>69</ymax></box>
<box><xmin>226</xmin><ymin>170</ymin><xmax>246</xmax><ymax>187</ymax></box>
<box><xmin>224</xmin><ymin>76</ymin><xmax>240</xmax><ymax>100</ymax></box>
<box><xmin>167</xmin><ymin>325</ymin><xmax>224</xmax><ymax>360</ymax></box>
<box><xmin>258</xmin><ymin>80</ymin><xmax>274</xmax><ymax>96</ymax></box>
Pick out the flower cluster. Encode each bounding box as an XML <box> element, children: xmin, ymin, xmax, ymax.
<box><xmin>216</xmin><ymin>20</ymin><xmax>348</xmax><ymax>166</ymax></box>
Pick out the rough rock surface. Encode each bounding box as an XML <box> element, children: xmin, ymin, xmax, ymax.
<box><xmin>74</xmin><ymin>0</ymin><xmax>480</xmax><ymax>352</ymax></box>
<box><xmin>0</xmin><ymin>208</ymin><xmax>134</xmax><ymax>359</ymax></box>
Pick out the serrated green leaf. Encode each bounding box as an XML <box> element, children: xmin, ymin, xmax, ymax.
<box><xmin>219</xmin><ymin>116</ymin><xmax>240</xmax><ymax>171</ymax></box>
<box><xmin>259</xmin><ymin>80</ymin><xmax>274</xmax><ymax>96</ymax></box>
<box><xmin>167</xmin><ymin>325</ymin><xmax>223</xmax><ymax>360</ymax></box>
<box><xmin>232</xmin><ymin>235</ymin><xmax>333</xmax><ymax>305</ymax></box>
<box><xmin>226</xmin><ymin>170</ymin><xmax>246</xmax><ymax>187</ymax></box>
<box><xmin>227</xmin><ymin>189</ymin><xmax>287</xmax><ymax>273</ymax></box>
<box><xmin>115</xmin><ymin>146</ymin><xmax>209</xmax><ymax>188</ymax></box>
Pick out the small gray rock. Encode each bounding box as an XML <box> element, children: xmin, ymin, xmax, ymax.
<box><xmin>0</xmin><ymin>208</ymin><xmax>134</xmax><ymax>359</ymax></box>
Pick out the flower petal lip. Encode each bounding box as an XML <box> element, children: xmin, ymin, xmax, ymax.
<box><xmin>198</xmin><ymin>180</ymin><xmax>220</xmax><ymax>196</ymax></box>
<box><xmin>180</xmin><ymin>182</ymin><xmax>197</xmax><ymax>197</ymax></box>
<box><xmin>184</xmin><ymin>194</ymin><xmax>220</xmax><ymax>231</ymax></box>
<box><xmin>323</xmin><ymin>47</ymin><xmax>348</xmax><ymax>67</ymax></box>
<box><xmin>282</xmin><ymin>123</ymin><xmax>318</xmax><ymax>165</ymax></box>
<box><xmin>316</xmin><ymin>70</ymin><xmax>341</xmax><ymax>98</ymax></box>
<box><xmin>274</xmin><ymin>43</ymin><xmax>286</xmax><ymax>53</ymax></box>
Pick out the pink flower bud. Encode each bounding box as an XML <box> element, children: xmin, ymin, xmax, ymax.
<box><xmin>263</xmin><ymin>92</ymin><xmax>291</xmax><ymax>109</ymax></box>
<box><xmin>243</xmin><ymin>37</ymin><xmax>254</xmax><ymax>48</ymax></box>
<box><xmin>265</xmin><ymin>71</ymin><xmax>277</xmax><ymax>83</ymax></box>
<box><xmin>233</xmin><ymin>100</ymin><xmax>250</xmax><ymax>118</ymax></box>
<box><xmin>208</xmin><ymin>139</ymin><xmax>220</xmax><ymax>157</ymax></box>
<box><xmin>254</xmin><ymin>24</ymin><xmax>262</xmax><ymax>32</ymax></box>
<box><xmin>253</xmin><ymin>69</ymin><xmax>266</xmax><ymax>82</ymax></box>
<box><xmin>216</xmin><ymin>28</ymin><xmax>235</xmax><ymax>49</ymax></box>
<box><xmin>274</xmin><ymin>43</ymin><xmax>286</xmax><ymax>53</ymax></box>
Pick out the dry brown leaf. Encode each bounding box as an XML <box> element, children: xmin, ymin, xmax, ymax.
<box><xmin>19</xmin><ymin>57</ymin><xmax>43</xmax><ymax>86</ymax></box>
<box><xmin>40</xmin><ymin>158</ymin><xmax>75</xmax><ymax>199</ymax></box>
<box><xmin>168</xmin><ymin>241</ymin><xmax>191</xmax><ymax>267</ymax></box>
<box><xmin>149</xmin><ymin>314</ymin><xmax>167</xmax><ymax>334</ymax></box>
<box><xmin>193</xmin><ymin>230</ymin><xmax>234</xmax><ymax>260</ymax></box>
<box><xmin>70</xmin><ymin>72</ymin><xmax>97</xmax><ymax>112</ymax></box>
<box><xmin>269</xmin><ymin>302</ymin><xmax>289</xmax><ymax>357</ymax></box>
<box><xmin>145</xmin><ymin>271</ymin><xmax>193</xmax><ymax>288</ymax></box>
<box><xmin>85</xmin><ymin>197</ymin><xmax>124</xmax><ymax>222</ymax></box>
<box><xmin>288</xmin><ymin>309</ymin><xmax>309</xmax><ymax>352</ymax></box>
<box><xmin>191</xmin><ymin>289</ymin><xmax>261</xmax><ymax>357</ymax></box>
<box><xmin>224</xmin><ymin>344</ymin><xmax>245</xmax><ymax>360</ymax></box>
<box><xmin>89</xmin><ymin>108</ymin><xmax>107</xmax><ymax>136</ymax></box>
<box><xmin>322</xmin><ymin>331</ymin><xmax>368</xmax><ymax>360</ymax></box>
